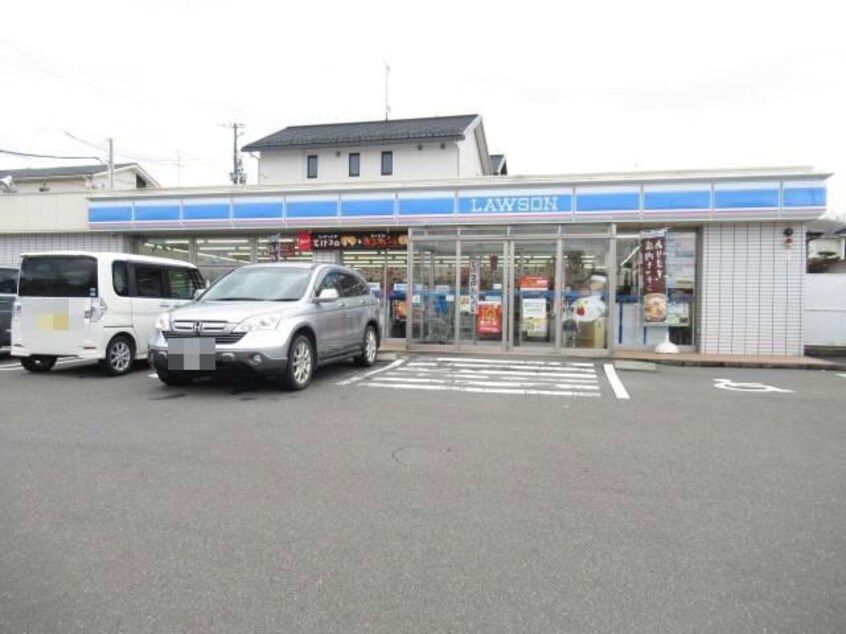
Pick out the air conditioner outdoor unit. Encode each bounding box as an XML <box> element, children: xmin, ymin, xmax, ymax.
<box><xmin>808</xmin><ymin>238</ymin><xmax>844</xmax><ymax>260</ymax></box>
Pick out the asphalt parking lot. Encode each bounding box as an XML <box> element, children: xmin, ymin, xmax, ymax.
<box><xmin>2</xmin><ymin>353</ymin><xmax>846</xmax><ymax>633</ymax></box>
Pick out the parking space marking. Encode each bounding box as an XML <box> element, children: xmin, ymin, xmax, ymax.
<box><xmin>603</xmin><ymin>364</ymin><xmax>631</xmax><ymax>400</ymax></box>
<box><xmin>336</xmin><ymin>358</ymin><xmax>407</xmax><ymax>386</ymax></box>
<box><xmin>838</xmin><ymin>373</ymin><xmax>846</xmax><ymax>379</ymax></box>
<box><xmin>354</xmin><ymin>356</ymin><xmax>605</xmax><ymax>398</ymax></box>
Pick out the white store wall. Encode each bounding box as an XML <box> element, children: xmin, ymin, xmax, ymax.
<box><xmin>0</xmin><ymin>233</ymin><xmax>133</xmax><ymax>267</ymax></box>
<box><xmin>699</xmin><ymin>223</ymin><xmax>806</xmax><ymax>356</ymax></box>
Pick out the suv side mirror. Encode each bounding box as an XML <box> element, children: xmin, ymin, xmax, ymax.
<box><xmin>315</xmin><ymin>288</ymin><xmax>339</xmax><ymax>303</ymax></box>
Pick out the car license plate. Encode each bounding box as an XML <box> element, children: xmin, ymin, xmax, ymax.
<box><xmin>167</xmin><ymin>337</ymin><xmax>215</xmax><ymax>371</ymax></box>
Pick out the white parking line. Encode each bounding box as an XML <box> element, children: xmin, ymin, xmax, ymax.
<box><xmin>336</xmin><ymin>358</ymin><xmax>407</xmax><ymax>386</ymax></box>
<box><xmin>364</xmin><ymin>382</ymin><xmax>601</xmax><ymax>397</ymax></box>
<box><xmin>838</xmin><ymin>373</ymin><xmax>846</xmax><ymax>379</ymax></box>
<box><xmin>603</xmin><ymin>364</ymin><xmax>631</xmax><ymax>400</ymax></box>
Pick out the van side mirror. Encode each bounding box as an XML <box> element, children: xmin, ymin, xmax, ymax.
<box><xmin>315</xmin><ymin>288</ymin><xmax>339</xmax><ymax>303</ymax></box>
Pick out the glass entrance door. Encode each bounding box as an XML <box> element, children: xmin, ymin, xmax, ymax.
<box><xmin>561</xmin><ymin>239</ymin><xmax>610</xmax><ymax>351</ymax></box>
<box><xmin>410</xmin><ymin>241</ymin><xmax>456</xmax><ymax>345</ymax></box>
<box><xmin>458</xmin><ymin>242</ymin><xmax>506</xmax><ymax>348</ymax></box>
<box><xmin>510</xmin><ymin>242</ymin><xmax>559</xmax><ymax>350</ymax></box>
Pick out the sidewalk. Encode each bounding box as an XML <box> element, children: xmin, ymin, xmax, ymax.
<box><xmin>378</xmin><ymin>340</ymin><xmax>845</xmax><ymax>370</ymax></box>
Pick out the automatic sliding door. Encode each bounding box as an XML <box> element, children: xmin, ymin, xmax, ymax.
<box><xmin>458</xmin><ymin>242</ymin><xmax>505</xmax><ymax>349</ymax></box>
<box><xmin>410</xmin><ymin>241</ymin><xmax>456</xmax><ymax>345</ymax></box>
<box><xmin>511</xmin><ymin>242</ymin><xmax>558</xmax><ymax>350</ymax></box>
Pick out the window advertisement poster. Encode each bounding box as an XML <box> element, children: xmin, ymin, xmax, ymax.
<box><xmin>640</xmin><ymin>229</ymin><xmax>667</xmax><ymax>324</ymax></box>
<box><xmin>476</xmin><ymin>300</ymin><xmax>502</xmax><ymax>335</ymax></box>
<box><xmin>519</xmin><ymin>276</ymin><xmax>550</xmax><ymax>291</ymax></box>
<box><xmin>666</xmin><ymin>301</ymin><xmax>690</xmax><ymax>327</ymax></box>
<box><xmin>521</xmin><ymin>297</ymin><xmax>548</xmax><ymax>337</ymax></box>
<box><xmin>310</xmin><ymin>231</ymin><xmax>408</xmax><ymax>250</ymax></box>
<box><xmin>468</xmin><ymin>256</ymin><xmax>481</xmax><ymax>314</ymax></box>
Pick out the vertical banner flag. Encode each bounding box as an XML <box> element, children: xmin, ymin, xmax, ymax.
<box><xmin>640</xmin><ymin>229</ymin><xmax>668</xmax><ymax>324</ymax></box>
<box><xmin>468</xmin><ymin>256</ymin><xmax>481</xmax><ymax>315</ymax></box>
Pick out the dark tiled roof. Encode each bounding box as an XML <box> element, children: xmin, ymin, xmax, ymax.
<box><xmin>0</xmin><ymin>163</ymin><xmax>134</xmax><ymax>180</ymax></box>
<box><xmin>489</xmin><ymin>154</ymin><xmax>507</xmax><ymax>175</ymax></box>
<box><xmin>242</xmin><ymin>115</ymin><xmax>480</xmax><ymax>151</ymax></box>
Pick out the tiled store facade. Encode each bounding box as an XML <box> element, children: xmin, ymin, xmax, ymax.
<box><xmin>700</xmin><ymin>223</ymin><xmax>806</xmax><ymax>355</ymax></box>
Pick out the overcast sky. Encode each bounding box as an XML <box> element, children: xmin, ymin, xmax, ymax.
<box><xmin>2</xmin><ymin>0</ymin><xmax>844</xmax><ymax>216</ymax></box>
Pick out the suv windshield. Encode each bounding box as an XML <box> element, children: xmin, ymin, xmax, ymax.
<box><xmin>201</xmin><ymin>267</ymin><xmax>311</xmax><ymax>302</ymax></box>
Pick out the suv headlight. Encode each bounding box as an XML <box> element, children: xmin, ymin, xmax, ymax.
<box><xmin>155</xmin><ymin>312</ymin><xmax>172</xmax><ymax>331</ymax></box>
<box><xmin>233</xmin><ymin>314</ymin><xmax>282</xmax><ymax>333</ymax></box>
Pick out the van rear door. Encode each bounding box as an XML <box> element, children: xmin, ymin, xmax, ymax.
<box><xmin>16</xmin><ymin>255</ymin><xmax>98</xmax><ymax>356</ymax></box>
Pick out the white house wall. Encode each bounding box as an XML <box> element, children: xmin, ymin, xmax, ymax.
<box><xmin>699</xmin><ymin>223</ymin><xmax>806</xmax><ymax>355</ymax></box>
<box><xmin>457</xmin><ymin>134</ymin><xmax>485</xmax><ymax>177</ymax></box>
<box><xmin>0</xmin><ymin>192</ymin><xmax>89</xmax><ymax>233</ymax></box>
<box><xmin>0</xmin><ymin>233</ymin><xmax>132</xmax><ymax>267</ymax></box>
<box><xmin>256</xmin><ymin>143</ymin><xmax>462</xmax><ymax>184</ymax></box>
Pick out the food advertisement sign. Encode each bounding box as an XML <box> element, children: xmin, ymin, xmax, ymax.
<box><xmin>521</xmin><ymin>297</ymin><xmax>548</xmax><ymax>336</ymax></box>
<box><xmin>519</xmin><ymin>276</ymin><xmax>550</xmax><ymax>291</ymax></box>
<box><xmin>640</xmin><ymin>229</ymin><xmax>667</xmax><ymax>324</ymax></box>
<box><xmin>476</xmin><ymin>300</ymin><xmax>502</xmax><ymax>335</ymax></box>
<box><xmin>310</xmin><ymin>231</ymin><xmax>408</xmax><ymax>250</ymax></box>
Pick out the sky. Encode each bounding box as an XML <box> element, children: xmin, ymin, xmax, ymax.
<box><xmin>2</xmin><ymin>0</ymin><xmax>845</xmax><ymax>217</ymax></box>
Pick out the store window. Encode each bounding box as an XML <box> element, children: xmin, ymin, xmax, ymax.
<box><xmin>136</xmin><ymin>238</ymin><xmax>192</xmax><ymax>263</ymax></box>
<box><xmin>615</xmin><ymin>231</ymin><xmax>697</xmax><ymax>349</ymax></box>
<box><xmin>196</xmin><ymin>237</ymin><xmax>252</xmax><ymax>283</ymax></box>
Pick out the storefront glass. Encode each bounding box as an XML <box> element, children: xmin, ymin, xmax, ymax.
<box><xmin>458</xmin><ymin>242</ymin><xmax>505</xmax><ymax>348</ymax></box>
<box><xmin>561</xmin><ymin>239</ymin><xmax>610</xmax><ymax>350</ymax></box>
<box><xmin>342</xmin><ymin>249</ymin><xmax>408</xmax><ymax>339</ymax></box>
<box><xmin>615</xmin><ymin>231</ymin><xmax>697</xmax><ymax>349</ymax></box>
<box><xmin>512</xmin><ymin>242</ymin><xmax>558</xmax><ymax>349</ymax></box>
<box><xmin>410</xmin><ymin>241</ymin><xmax>456</xmax><ymax>345</ymax></box>
<box><xmin>135</xmin><ymin>238</ymin><xmax>192</xmax><ymax>263</ymax></box>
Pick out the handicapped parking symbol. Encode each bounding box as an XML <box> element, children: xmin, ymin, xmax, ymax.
<box><xmin>713</xmin><ymin>378</ymin><xmax>793</xmax><ymax>394</ymax></box>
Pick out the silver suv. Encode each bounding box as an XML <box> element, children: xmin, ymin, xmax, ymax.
<box><xmin>148</xmin><ymin>263</ymin><xmax>380</xmax><ymax>390</ymax></box>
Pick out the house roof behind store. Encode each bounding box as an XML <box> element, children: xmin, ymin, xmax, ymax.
<box><xmin>489</xmin><ymin>154</ymin><xmax>507</xmax><ymax>175</ymax></box>
<box><xmin>242</xmin><ymin>114</ymin><xmax>481</xmax><ymax>151</ymax></box>
<box><xmin>0</xmin><ymin>163</ymin><xmax>134</xmax><ymax>180</ymax></box>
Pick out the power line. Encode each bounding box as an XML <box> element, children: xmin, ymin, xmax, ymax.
<box><xmin>0</xmin><ymin>147</ymin><xmax>104</xmax><ymax>163</ymax></box>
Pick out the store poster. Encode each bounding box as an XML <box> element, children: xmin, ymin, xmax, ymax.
<box><xmin>640</xmin><ymin>229</ymin><xmax>667</xmax><ymax>324</ymax></box>
<box><xmin>309</xmin><ymin>231</ymin><xmax>408</xmax><ymax>250</ymax></box>
<box><xmin>521</xmin><ymin>297</ymin><xmax>548</xmax><ymax>336</ymax></box>
<box><xmin>476</xmin><ymin>301</ymin><xmax>502</xmax><ymax>335</ymax></box>
<box><xmin>468</xmin><ymin>256</ymin><xmax>481</xmax><ymax>314</ymax></box>
<box><xmin>519</xmin><ymin>276</ymin><xmax>549</xmax><ymax>291</ymax></box>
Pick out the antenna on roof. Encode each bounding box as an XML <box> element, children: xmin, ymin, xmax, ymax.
<box><xmin>384</xmin><ymin>61</ymin><xmax>391</xmax><ymax>121</ymax></box>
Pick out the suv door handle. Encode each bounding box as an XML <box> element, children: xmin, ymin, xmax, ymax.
<box><xmin>337</xmin><ymin>301</ymin><xmax>346</xmax><ymax>307</ymax></box>
<box><xmin>359</xmin><ymin>299</ymin><xmax>367</xmax><ymax>305</ymax></box>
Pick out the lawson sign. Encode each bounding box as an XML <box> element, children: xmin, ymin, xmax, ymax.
<box><xmin>459</xmin><ymin>194</ymin><xmax>570</xmax><ymax>215</ymax></box>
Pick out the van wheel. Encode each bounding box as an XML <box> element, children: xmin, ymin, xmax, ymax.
<box><xmin>280</xmin><ymin>334</ymin><xmax>314</xmax><ymax>390</ymax></box>
<box><xmin>21</xmin><ymin>355</ymin><xmax>57</xmax><ymax>373</ymax></box>
<box><xmin>100</xmin><ymin>335</ymin><xmax>135</xmax><ymax>376</ymax></box>
<box><xmin>156</xmin><ymin>367</ymin><xmax>192</xmax><ymax>387</ymax></box>
<box><xmin>354</xmin><ymin>325</ymin><xmax>378</xmax><ymax>367</ymax></box>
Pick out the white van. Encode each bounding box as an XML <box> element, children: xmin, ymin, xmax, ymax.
<box><xmin>11</xmin><ymin>252</ymin><xmax>204</xmax><ymax>376</ymax></box>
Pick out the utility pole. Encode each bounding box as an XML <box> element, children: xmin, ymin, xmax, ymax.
<box><xmin>108</xmin><ymin>138</ymin><xmax>114</xmax><ymax>190</ymax></box>
<box><xmin>223</xmin><ymin>122</ymin><xmax>246</xmax><ymax>185</ymax></box>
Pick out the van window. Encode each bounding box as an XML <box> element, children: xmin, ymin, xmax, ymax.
<box><xmin>112</xmin><ymin>261</ymin><xmax>129</xmax><ymax>297</ymax></box>
<box><xmin>167</xmin><ymin>267</ymin><xmax>202</xmax><ymax>299</ymax></box>
<box><xmin>0</xmin><ymin>268</ymin><xmax>17</xmax><ymax>294</ymax></box>
<box><xmin>133</xmin><ymin>264</ymin><xmax>165</xmax><ymax>298</ymax></box>
<box><xmin>19</xmin><ymin>256</ymin><xmax>98</xmax><ymax>297</ymax></box>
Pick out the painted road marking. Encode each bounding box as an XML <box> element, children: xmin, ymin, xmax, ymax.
<box><xmin>336</xmin><ymin>358</ymin><xmax>407</xmax><ymax>386</ymax></box>
<box><xmin>603</xmin><ymin>364</ymin><xmax>631</xmax><ymax>400</ymax></box>
<box><xmin>713</xmin><ymin>378</ymin><xmax>794</xmax><ymax>393</ymax></box>
<box><xmin>355</xmin><ymin>356</ymin><xmax>605</xmax><ymax>398</ymax></box>
<box><xmin>838</xmin><ymin>373</ymin><xmax>846</xmax><ymax>379</ymax></box>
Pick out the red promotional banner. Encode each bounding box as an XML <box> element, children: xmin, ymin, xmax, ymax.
<box><xmin>311</xmin><ymin>231</ymin><xmax>408</xmax><ymax>250</ymax></box>
<box><xmin>476</xmin><ymin>301</ymin><xmax>502</xmax><ymax>335</ymax></box>
<box><xmin>297</xmin><ymin>232</ymin><xmax>312</xmax><ymax>252</ymax></box>
<box><xmin>519</xmin><ymin>275</ymin><xmax>549</xmax><ymax>291</ymax></box>
<box><xmin>640</xmin><ymin>229</ymin><xmax>667</xmax><ymax>324</ymax></box>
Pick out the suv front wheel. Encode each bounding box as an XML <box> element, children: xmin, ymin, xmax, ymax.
<box><xmin>280</xmin><ymin>334</ymin><xmax>314</xmax><ymax>391</ymax></box>
<box><xmin>354</xmin><ymin>325</ymin><xmax>378</xmax><ymax>367</ymax></box>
